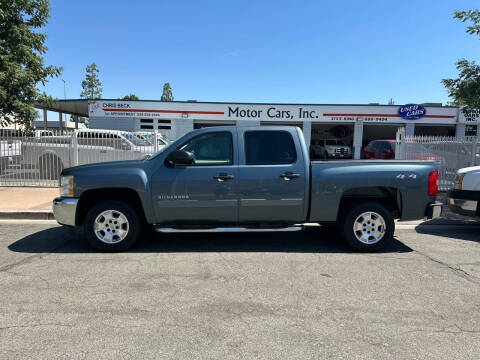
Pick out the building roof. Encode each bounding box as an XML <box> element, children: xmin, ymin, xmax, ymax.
<box><xmin>34</xmin><ymin>99</ymin><xmax>458</xmax><ymax>119</ymax></box>
<box><xmin>35</xmin><ymin>99</ymin><xmax>89</xmax><ymax>117</ymax></box>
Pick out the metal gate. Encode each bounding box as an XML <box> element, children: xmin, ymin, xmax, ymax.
<box><xmin>0</xmin><ymin>129</ymin><xmax>159</xmax><ymax>187</ymax></box>
<box><xmin>396</xmin><ymin>128</ymin><xmax>479</xmax><ymax>191</ymax></box>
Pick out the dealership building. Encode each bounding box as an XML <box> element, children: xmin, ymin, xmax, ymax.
<box><xmin>36</xmin><ymin>99</ymin><xmax>480</xmax><ymax>159</ymax></box>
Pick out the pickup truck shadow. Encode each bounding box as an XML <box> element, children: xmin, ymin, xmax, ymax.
<box><xmin>8</xmin><ymin>225</ymin><xmax>412</xmax><ymax>254</ymax></box>
<box><xmin>415</xmin><ymin>221</ymin><xmax>480</xmax><ymax>243</ymax></box>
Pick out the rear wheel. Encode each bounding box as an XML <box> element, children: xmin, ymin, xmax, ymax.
<box><xmin>84</xmin><ymin>200</ymin><xmax>142</xmax><ymax>252</ymax></box>
<box><xmin>341</xmin><ymin>202</ymin><xmax>394</xmax><ymax>251</ymax></box>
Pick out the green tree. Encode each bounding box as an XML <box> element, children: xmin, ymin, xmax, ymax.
<box><xmin>0</xmin><ymin>0</ymin><xmax>62</xmax><ymax>127</ymax></box>
<box><xmin>442</xmin><ymin>10</ymin><xmax>480</xmax><ymax>109</ymax></box>
<box><xmin>161</xmin><ymin>82</ymin><xmax>174</xmax><ymax>101</ymax></box>
<box><xmin>80</xmin><ymin>62</ymin><xmax>102</xmax><ymax>99</ymax></box>
<box><xmin>121</xmin><ymin>94</ymin><xmax>139</xmax><ymax>100</ymax></box>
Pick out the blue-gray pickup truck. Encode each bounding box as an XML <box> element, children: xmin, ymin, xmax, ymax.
<box><xmin>53</xmin><ymin>126</ymin><xmax>442</xmax><ymax>252</ymax></box>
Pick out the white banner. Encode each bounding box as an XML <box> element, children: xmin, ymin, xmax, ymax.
<box><xmin>89</xmin><ymin>101</ymin><xmax>458</xmax><ymax>124</ymax></box>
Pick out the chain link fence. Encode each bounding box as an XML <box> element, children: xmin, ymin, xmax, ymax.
<box><xmin>396</xmin><ymin>129</ymin><xmax>479</xmax><ymax>191</ymax></box>
<box><xmin>0</xmin><ymin>129</ymin><xmax>159</xmax><ymax>187</ymax></box>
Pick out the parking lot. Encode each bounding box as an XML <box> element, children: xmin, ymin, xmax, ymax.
<box><xmin>0</xmin><ymin>221</ymin><xmax>479</xmax><ymax>359</ymax></box>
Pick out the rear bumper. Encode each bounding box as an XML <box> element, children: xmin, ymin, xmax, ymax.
<box><xmin>426</xmin><ymin>202</ymin><xmax>443</xmax><ymax>219</ymax></box>
<box><xmin>53</xmin><ymin>197</ymin><xmax>78</xmax><ymax>226</ymax></box>
<box><xmin>448</xmin><ymin>190</ymin><xmax>480</xmax><ymax>217</ymax></box>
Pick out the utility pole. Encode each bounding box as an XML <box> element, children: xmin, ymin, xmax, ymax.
<box><xmin>62</xmin><ymin>79</ymin><xmax>67</xmax><ymax>123</ymax></box>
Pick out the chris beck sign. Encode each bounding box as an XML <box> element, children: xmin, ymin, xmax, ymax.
<box><xmin>398</xmin><ymin>104</ymin><xmax>426</xmax><ymax>120</ymax></box>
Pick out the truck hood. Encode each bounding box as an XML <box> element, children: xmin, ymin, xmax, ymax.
<box><xmin>62</xmin><ymin>159</ymin><xmax>145</xmax><ymax>175</ymax></box>
<box><xmin>458</xmin><ymin>165</ymin><xmax>480</xmax><ymax>174</ymax></box>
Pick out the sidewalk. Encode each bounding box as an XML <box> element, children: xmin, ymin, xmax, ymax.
<box><xmin>0</xmin><ymin>187</ymin><xmax>57</xmax><ymax>219</ymax></box>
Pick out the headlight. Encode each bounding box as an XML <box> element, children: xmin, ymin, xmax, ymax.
<box><xmin>60</xmin><ymin>175</ymin><xmax>74</xmax><ymax>197</ymax></box>
<box><xmin>454</xmin><ymin>173</ymin><xmax>465</xmax><ymax>190</ymax></box>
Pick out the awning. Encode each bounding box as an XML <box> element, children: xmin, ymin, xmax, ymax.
<box><xmin>34</xmin><ymin>99</ymin><xmax>89</xmax><ymax>117</ymax></box>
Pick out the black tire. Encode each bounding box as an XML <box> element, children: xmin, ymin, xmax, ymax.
<box><xmin>341</xmin><ymin>202</ymin><xmax>394</xmax><ymax>252</ymax></box>
<box><xmin>84</xmin><ymin>200</ymin><xmax>143</xmax><ymax>252</ymax></box>
<box><xmin>39</xmin><ymin>154</ymin><xmax>63</xmax><ymax>180</ymax></box>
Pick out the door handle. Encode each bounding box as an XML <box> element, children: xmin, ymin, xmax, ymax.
<box><xmin>280</xmin><ymin>171</ymin><xmax>301</xmax><ymax>180</ymax></box>
<box><xmin>213</xmin><ymin>173</ymin><xmax>235</xmax><ymax>181</ymax></box>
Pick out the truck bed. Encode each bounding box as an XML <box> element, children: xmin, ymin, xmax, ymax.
<box><xmin>309</xmin><ymin>160</ymin><xmax>439</xmax><ymax>222</ymax></box>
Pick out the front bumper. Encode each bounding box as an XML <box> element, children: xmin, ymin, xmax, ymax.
<box><xmin>448</xmin><ymin>190</ymin><xmax>480</xmax><ymax>217</ymax></box>
<box><xmin>53</xmin><ymin>197</ymin><xmax>78</xmax><ymax>226</ymax></box>
<box><xmin>426</xmin><ymin>202</ymin><xmax>443</xmax><ymax>219</ymax></box>
<box><xmin>448</xmin><ymin>198</ymin><xmax>478</xmax><ymax>217</ymax></box>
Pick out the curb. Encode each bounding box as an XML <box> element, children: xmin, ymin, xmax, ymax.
<box><xmin>0</xmin><ymin>210</ymin><xmax>54</xmax><ymax>220</ymax></box>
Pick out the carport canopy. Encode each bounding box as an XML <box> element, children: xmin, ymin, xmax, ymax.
<box><xmin>34</xmin><ymin>99</ymin><xmax>89</xmax><ymax>130</ymax></box>
<box><xmin>34</xmin><ymin>99</ymin><xmax>89</xmax><ymax>117</ymax></box>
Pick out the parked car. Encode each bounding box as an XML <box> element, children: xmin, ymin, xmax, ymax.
<box><xmin>0</xmin><ymin>139</ymin><xmax>21</xmax><ymax>170</ymax></box>
<box><xmin>448</xmin><ymin>166</ymin><xmax>480</xmax><ymax>218</ymax></box>
<box><xmin>53</xmin><ymin>126</ymin><xmax>442</xmax><ymax>252</ymax></box>
<box><xmin>34</xmin><ymin>130</ymin><xmax>54</xmax><ymax>137</ymax></box>
<box><xmin>135</xmin><ymin>131</ymin><xmax>170</xmax><ymax>151</ymax></box>
<box><xmin>310</xmin><ymin>138</ymin><xmax>351</xmax><ymax>159</ymax></box>
<box><xmin>22</xmin><ymin>129</ymin><xmax>154</xmax><ymax>179</ymax></box>
<box><xmin>362</xmin><ymin>140</ymin><xmax>443</xmax><ymax>161</ymax></box>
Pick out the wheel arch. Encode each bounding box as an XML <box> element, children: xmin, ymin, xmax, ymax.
<box><xmin>337</xmin><ymin>186</ymin><xmax>402</xmax><ymax>221</ymax></box>
<box><xmin>76</xmin><ymin>188</ymin><xmax>147</xmax><ymax>226</ymax></box>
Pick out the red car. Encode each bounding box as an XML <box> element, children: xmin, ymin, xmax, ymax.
<box><xmin>362</xmin><ymin>140</ymin><xmax>396</xmax><ymax>159</ymax></box>
<box><xmin>362</xmin><ymin>140</ymin><xmax>443</xmax><ymax>161</ymax></box>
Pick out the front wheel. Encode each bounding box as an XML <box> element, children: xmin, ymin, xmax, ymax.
<box><xmin>84</xmin><ymin>200</ymin><xmax>143</xmax><ymax>252</ymax></box>
<box><xmin>341</xmin><ymin>202</ymin><xmax>394</xmax><ymax>251</ymax></box>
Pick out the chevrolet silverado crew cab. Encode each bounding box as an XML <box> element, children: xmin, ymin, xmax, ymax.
<box><xmin>53</xmin><ymin>126</ymin><xmax>442</xmax><ymax>252</ymax></box>
<box><xmin>448</xmin><ymin>166</ymin><xmax>480</xmax><ymax>218</ymax></box>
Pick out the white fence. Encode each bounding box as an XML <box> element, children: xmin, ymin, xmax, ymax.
<box><xmin>0</xmin><ymin>129</ymin><xmax>159</xmax><ymax>187</ymax></box>
<box><xmin>396</xmin><ymin>129</ymin><xmax>480</xmax><ymax>191</ymax></box>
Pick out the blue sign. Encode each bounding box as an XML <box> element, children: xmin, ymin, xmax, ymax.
<box><xmin>398</xmin><ymin>104</ymin><xmax>426</xmax><ymax>120</ymax></box>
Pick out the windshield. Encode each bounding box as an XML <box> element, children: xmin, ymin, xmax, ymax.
<box><xmin>121</xmin><ymin>133</ymin><xmax>151</xmax><ymax>146</ymax></box>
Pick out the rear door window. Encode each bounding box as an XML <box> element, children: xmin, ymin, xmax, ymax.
<box><xmin>244</xmin><ymin>131</ymin><xmax>297</xmax><ymax>165</ymax></box>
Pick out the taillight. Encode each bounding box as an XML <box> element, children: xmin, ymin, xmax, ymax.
<box><xmin>428</xmin><ymin>170</ymin><xmax>439</xmax><ymax>196</ymax></box>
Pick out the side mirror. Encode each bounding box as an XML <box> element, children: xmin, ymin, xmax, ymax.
<box><xmin>165</xmin><ymin>150</ymin><xmax>194</xmax><ymax>167</ymax></box>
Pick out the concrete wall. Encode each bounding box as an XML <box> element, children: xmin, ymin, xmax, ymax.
<box><xmin>89</xmin><ymin>116</ymin><xmax>137</xmax><ymax>132</ymax></box>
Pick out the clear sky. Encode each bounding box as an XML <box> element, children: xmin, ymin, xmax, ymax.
<box><xmin>40</xmin><ymin>0</ymin><xmax>480</xmax><ymax>105</ymax></box>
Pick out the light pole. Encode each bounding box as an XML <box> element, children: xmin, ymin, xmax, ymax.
<box><xmin>62</xmin><ymin>79</ymin><xmax>66</xmax><ymax>122</ymax></box>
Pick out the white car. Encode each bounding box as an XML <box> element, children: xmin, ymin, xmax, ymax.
<box><xmin>311</xmin><ymin>139</ymin><xmax>352</xmax><ymax>159</ymax></box>
<box><xmin>21</xmin><ymin>129</ymin><xmax>155</xmax><ymax>179</ymax></box>
<box><xmin>34</xmin><ymin>130</ymin><xmax>54</xmax><ymax>137</ymax></box>
<box><xmin>0</xmin><ymin>139</ymin><xmax>22</xmax><ymax>170</ymax></box>
<box><xmin>448</xmin><ymin>166</ymin><xmax>480</xmax><ymax>218</ymax></box>
<box><xmin>135</xmin><ymin>131</ymin><xmax>170</xmax><ymax>151</ymax></box>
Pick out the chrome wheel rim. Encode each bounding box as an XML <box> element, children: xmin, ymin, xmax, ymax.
<box><xmin>353</xmin><ymin>211</ymin><xmax>386</xmax><ymax>245</ymax></box>
<box><xmin>94</xmin><ymin>210</ymin><xmax>129</xmax><ymax>244</ymax></box>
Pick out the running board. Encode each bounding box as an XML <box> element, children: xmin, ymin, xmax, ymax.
<box><xmin>155</xmin><ymin>226</ymin><xmax>303</xmax><ymax>233</ymax></box>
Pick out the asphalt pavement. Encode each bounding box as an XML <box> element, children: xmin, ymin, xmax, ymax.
<box><xmin>0</xmin><ymin>221</ymin><xmax>480</xmax><ymax>359</ymax></box>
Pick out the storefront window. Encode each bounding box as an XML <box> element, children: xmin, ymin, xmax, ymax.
<box><xmin>465</xmin><ymin>125</ymin><xmax>478</xmax><ymax>137</ymax></box>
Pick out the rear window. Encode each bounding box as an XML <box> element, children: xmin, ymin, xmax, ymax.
<box><xmin>245</xmin><ymin>131</ymin><xmax>297</xmax><ymax>165</ymax></box>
